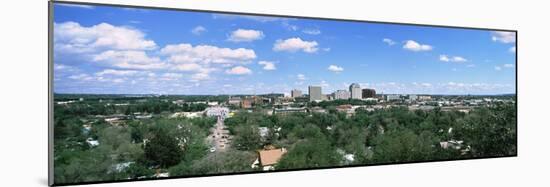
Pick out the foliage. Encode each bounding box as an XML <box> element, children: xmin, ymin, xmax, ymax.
<box><xmin>170</xmin><ymin>150</ymin><xmax>256</xmax><ymax>176</ymax></box>
<box><xmin>453</xmin><ymin>103</ymin><xmax>517</xmax><ymax>157</ymax></box>
<box><xmin>277</xmin><ymin>137</ymin><xmax>340</xmax><ymax>169</ymax></box>
<box><xmin>53</xmin><ymin>94</ymin><xmax>516</xmax><ymax>184</ymax></box>
<box><xmin>144</xmin><ymin>127</ymin><xmax>184</xmax><ymax>168</ymax></box>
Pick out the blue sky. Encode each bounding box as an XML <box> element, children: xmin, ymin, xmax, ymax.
<box><xmin>53</xmin><ymin>3</ymin><xmax>516</xmax><ymax>95</ymax></box>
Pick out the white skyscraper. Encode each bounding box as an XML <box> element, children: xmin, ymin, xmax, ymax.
<box><xmin>349</xmin><ymin>83</ymin><xmax>361</xmax><ymax>99</ymax></box>
<box><xmin>308</xmin><ymin>86</ymin><xmax>322</xmax><ymax>101</ymax></box>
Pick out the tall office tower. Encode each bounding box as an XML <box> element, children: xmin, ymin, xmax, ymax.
<box><xmin>308</xmin><ymin>86</ymin><xmax>322</xmax><ymax>101</ymax></box>
<box><xmin>349</xmin><ymin>83</ymin><xmax>362</xmax><ymax>99</ymax></box>
<box><xmin>291</xmin><ymin>89</ymin><xmax>303</xmax><ymax>98</ymax></box>
<box><xmin>362</xmin><ymin>88</ymin><xmax>376</xmax><ymax>98</ymax></box>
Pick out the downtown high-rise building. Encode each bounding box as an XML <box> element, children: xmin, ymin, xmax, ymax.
<box><xmin>333</xmin><ymin>90</ymin><xmax>350</xmax><ymax>100</ymax></box>
<box><xmin>349</xmin><ymin>83</ymin><xmax>362</xmax><ymax>99</ymax></box>
<box><xmin>291</xmin><ymin>89</ymin><xmax>303</xmax><ymax>98</ymax></box>
<box><xmin>308</xmin><ymin>86</ymin><xmax>322</xmax><ymax>101</ymax></box>
<box><xmin>362</xmin><ymin>88</ymin><xmax>376</xmax><ymax>98</ymax></box>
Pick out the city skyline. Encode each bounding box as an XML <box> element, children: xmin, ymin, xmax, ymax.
<box><xmin>53</xmin><ymin>3</ymin><xmax>516</xmax><ymax>95</ymax></box>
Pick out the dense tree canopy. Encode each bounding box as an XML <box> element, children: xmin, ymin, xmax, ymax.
<box><xmin>144</xmin><ymin>127</ymin><xmax>184</xmax><ymax>168</ymax></box>
<box><xmin>54</xmin><ymin>94</ymin><xmax>516</xmax><ymax>184</ymax></box>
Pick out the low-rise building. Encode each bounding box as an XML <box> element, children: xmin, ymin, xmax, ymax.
<box><xmin>310</xmin><ymin>106</ymin><xmax>327</xmax><ymax>113</ymax></box>
<box><xmin>207</xmin><ymin>101</ymin><xmax>219</xmax><ymax>106</ymax></box>
<box><xmin>336</xmin><ymin>105</ymin><xmax>355</xmax><ymax>116</ymax></box>
<box><xmin>386</xmin><ymin>94</ymin><xmax>401</xmax><ymax>101</ymax></box>
<box><xmin>273</xmin><ymin>107</ymin><xmax>308</xmax><ymax>115</ymax></box>
<box><xmin>228</xmin><ymin>97</ymin><xmax>241</xmax><ymax>107</ymax></box>
<box><xmin>205</xmin><ymin>106</ymin><xmax>230</xmax><ymax>118</ymax></box>
<box><xmin>418</xmin><ymin>95</ymin><xmax>432</xmax><ymax>101</ymax></box>
<box><xmin>251</xmin><ymin>147</ymin><xmax>287</xmax><ymax>171</ymax></box>
<box><xmin>171</xmin><ymin>111</ymin><xmax>204</xmax><ymax>118</ymax></box>
<box><xmin>241</xmin><ymin>98</ymin><xmax>253</xmax><ymax>109</ymax></box>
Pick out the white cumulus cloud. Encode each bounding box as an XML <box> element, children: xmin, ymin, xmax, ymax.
<box><xmin>227</xmin><ymin>29</ymin><xmax>264</xmax><ymax>42</ymax></box>
<box><xmin>439</xmin><ymin>55</ymin><xmax>468</xmax><ymax>63</ymax></box>
<box><xmin>54</xmin><ymin>22</ymin><xmax>157</xmax><ymax>53</ymax></box>
<box><xmin>226</xmin><ymin>66</ymin><xmax>252</xmax><ymax>75</ymax></box>
<box><xmin>54</xmin><ymin>64</ymin><xmax>78</xmax><ymax>72</ymax></box>
<box><xmin>191</xmin><ymin>26</ymin><xmax>207</xmax><ymax>35</ymax></box>
<box><xmin>93</xmin><ymin>50</ymin><xmax>165</xmax><ymax>70</ymax></box>
<box><xmin>191</xmin><ymin>72</ymin><xmax>210</xmax><ymax>81</ymax></box>
<box><xmin>173</xmin><ymin>63</ymin><xmax>202</xmax><ymax>72</ymax></box>
<box><xmin>68</xmin><ymin>73</ymin><xmax>93</xmax><ymax>81</ymax></box>
<box><xmin>327</xmin><ymin>65</ymin><xmax>344</xmax><ymax>72</ymax></box>
<box><xmin>382</xmin><ymin>38</ymin><xmax>396</xmax><ymax>46</ymax></box>
<box><xmin>161</xmin><ymin>43</ymin><xmax>256</xmax><ymax>65</ymax></box>
<box><xmin>258</xmin><ymin>61</ymin><xmax>276</xmax><ymax>70</ymax></box>
<box><xmin>162</xmin><ymin>73</ymin><xmax>183</xmax><ymax>79</ymax></box>
<box><xmin>403</xmin><ymin>40</ymin><xmax>433</xmax><ymax>52</ymax></box>
<box><xmin>273</xmin><ymin>37</ymin><xmax>319</xmax><ymax>53</ymax></box>
<box><xmin>95</xmin><ymin>69</ymin><xmax>139</xmax><ymax>76</ymax></box>
<box><xmin>492</xmin><ymin>31</ymin><xmax>516</xmax><ymax>43</ymax></box>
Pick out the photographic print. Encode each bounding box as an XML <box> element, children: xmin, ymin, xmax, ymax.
<box><xmin>50</xmin><ymin>1</ymin><xmax>517</xmax><ymax>185</ymax></box>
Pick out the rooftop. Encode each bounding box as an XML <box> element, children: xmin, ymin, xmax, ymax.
<box><xmin>258</xmin><ymin>148</ymin><xmax>287</xmax><ymax>166</ymax></box>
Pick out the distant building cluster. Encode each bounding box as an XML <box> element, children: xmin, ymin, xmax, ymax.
<box><xmin>297</xmin><ymin>83</ymin><xmax>378</xmax><ymax>102</ymax></box>
<box><xmin>138</xmin><ymin>82</ymin><xmax>518</xmax><ymax>118</ymax></box>
<box><xmin>227</xmin><ymin>95</ymin><xmax>282</xmax><ymax>109</ymax></box>
<box><xmin>227</xmin><ymin>96</ymin><xmax>259</xmax><ymax>109</ymax></box>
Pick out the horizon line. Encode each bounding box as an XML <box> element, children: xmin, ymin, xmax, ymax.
<box><xmin>53</xmin><ymin>92</ymin><xmax>517</xmax><ymax>96</ymax></box>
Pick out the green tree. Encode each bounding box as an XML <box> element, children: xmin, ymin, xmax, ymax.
<box><xmin>454</xmin><ymin>103</ymin><xmax>516</xmax><ymax>157</ymax></box>
<box><xmin>97</xmin><ymin>127</ymin><xmax>143</xmax><ymax>162</ymax></box>
<box><xmin>276</xmin><ymin>137</ymin><xmax>340</xmax><ymax>169</ymax></box>
<box><xmin>170</xmin><ymin>150</ymin><xmax>256</xmax><ymax>176</ymax></box>
<box><xmin>233</xmin><ymin>125</ymin><xmax>262</xmax><ymax>151</ymax></box>
<box><xmin>144</xmin><ymin>128</ymin><xmax>184</xmax><ymax>168</ymax></box>
<box><xmin>371</xmin><ymin>128</ymin><xmax>436</xmax><ymax>163</ymax></box>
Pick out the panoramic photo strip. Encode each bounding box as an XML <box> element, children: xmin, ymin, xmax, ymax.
<box><xmin>52</xmin><ymin>2</ymin><xmax>517</xmax><ymax>185</ymax></box>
